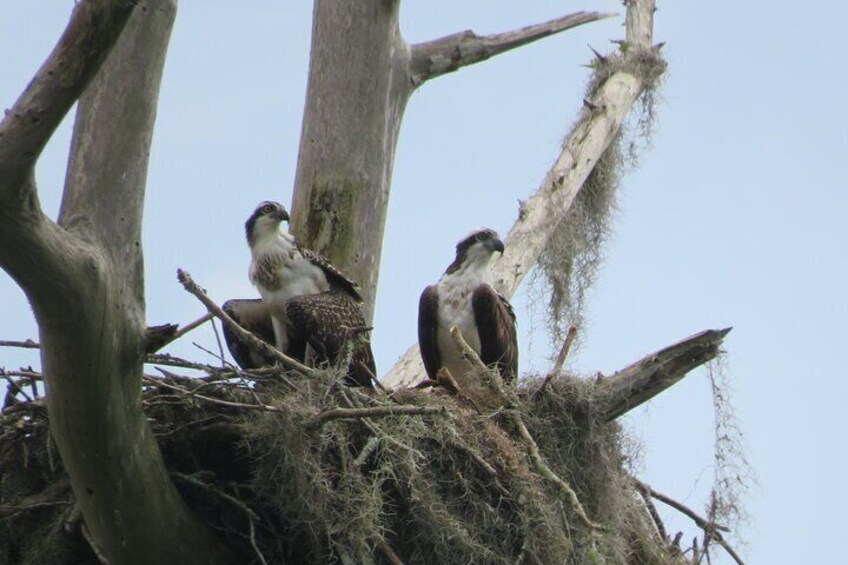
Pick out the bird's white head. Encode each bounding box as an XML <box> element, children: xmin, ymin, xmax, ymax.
<box><xmin>443</xmin><ymin>227</ymin><xmax>504</xmax><ymax>277</ymax></box>
<box><xmin>245</xmin><ymin>201</ymin><xmax>290</xmax><ymax>248</ymax></box>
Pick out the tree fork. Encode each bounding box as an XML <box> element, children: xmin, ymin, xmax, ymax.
<box><xmin>0</xmin><ymin>2</ymin><xmax>238</xmax><ymax>562</ymax></box>
<box><xmin>292</xmin><ymin>1</ymin><xmax>610</xmax><ymax>321</ymax></box>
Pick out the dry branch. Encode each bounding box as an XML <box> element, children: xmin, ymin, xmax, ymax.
<box><xmin>145</xmin><ymin>313</ymin><xmax>214</xmax><ymax>353</ymax></box>
<box><xmin>634</xmin><ymin>479</ymin><xmax>745</xmax><ymax>565</ymax></box>
<box><xmin>309</xmin><ymin>405</ymin><xmax>446</xmax><ymax>429</ymax></box>
<box><xmin>0</xmin><ymin>340</ymin><xmax>39</xmax><ymax>350</ymax></box>
<box><xmin>145</xmin><ymin>373</ymin><xmax>280</xmax><ymax>413</ymax></box>
<box><xmin>511</xmin><ymin>412</ymin><xmax>603</xmax><ymax>531</ymax></box>
<box><xmin>445</xmin><ymin>327</ymin><xmax>507</xmax><ymax>411</ymax></box>
<box><xmin>177</xmin><ymin>269</ymin><xmax>317</xmax><ymax>377</ymax></box>
<box><xmin>385</xmin><ymin>0</ymin><xmax>665</xmax><ymax>387</ymax></box>
<box><xmin>535</xmin><ymin>325</ymin><xmax>578</xmax><ymax>396</ymax></box>
<box><xmin>599</xmin><ymin>328</ymin><xmax>732</xmax><ymax>421</ymax></box>
<box><xmin>410</xmin><ymin>11</ymin><xmax>616</xmax><ymax>85</ymax></box>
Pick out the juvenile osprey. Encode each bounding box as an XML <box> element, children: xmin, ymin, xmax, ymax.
<box><xmin>222</xmin><ymin>298</ymin><xmax>276</xmax><ymax>370</ymax></box>
<box><xmin>238</xmin><ymin>200</ymin><xmax>376</xmax><ymax>387</ymax></box>
<box><xmin>418</xmin><ymin>228</ymin><xmax>518</xmax><ymax>384</ymax></box>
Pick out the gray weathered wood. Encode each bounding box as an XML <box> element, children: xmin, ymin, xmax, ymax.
<box><xmin>0</xmin><ymin>2</ymin><xmax>237</xmax><ymax>563</ymax></box>
<box><xmin>409</xmin><ymin>11</ymin><xmax>615</xmax><ymax>85</ymax></box>
<box><xmin>600</xmin><ymin>328</ymin><xmax>732</xmax><ymax>421</ymax></box>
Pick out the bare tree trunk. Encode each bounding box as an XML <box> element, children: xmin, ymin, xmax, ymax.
<box><xmin>0</xmin><ymin>1</ymin><xmax>235</xmax><ymax>562</ymax></box>
<box><xmin>292</xmin><ymin>1</ymin><xmax>611</xmax><ymax>320</ymax></box>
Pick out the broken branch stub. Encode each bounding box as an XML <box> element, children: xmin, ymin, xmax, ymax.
<box><xmin>599</xmin><ymin>327</ymin><xmax>732</xmax><ymax>421</ymax></box>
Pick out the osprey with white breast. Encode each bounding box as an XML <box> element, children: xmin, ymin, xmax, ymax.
<box><xmin>236</xmin><ymin>200</ymin><xmax>375</xmax><ymax>387</ymax></box>
<box><xmin>418</xmin><ymin>228</ymin><xmax>518</xmax><ymax>384</ymax></box>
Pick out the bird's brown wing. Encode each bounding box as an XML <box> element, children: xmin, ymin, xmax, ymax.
<box><xmin>222</xmin><ymin>298</ymin><xmax>292</xmax><ymax>369</ymax></box>
<box><xmin>299</xmin><ymin>247</ymin><xmax>364</xmax><ymax>301</ymax></box>
<box><xmin>285</xmin><ymin>290</ymin><xmax>375</xmax><ymax>387</ymax></box>
<box><xmin>417</xmin><ymin>285</ymin><xmax>442</xmax><ymax>380</ymax></box>
<box><xmin>471</xmin><ymin>284</ymin><xmax>518</xmax><ymax>384</ymax></box>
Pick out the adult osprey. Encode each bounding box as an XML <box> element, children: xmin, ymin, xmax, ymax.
<box><xmin>233</xmin><ymin>200</ymin><xmax>375</xmax><ymax>387</ymax></box>
<box><xmin>418</xmin><ymin>228</ymin><xmax>518</xmax><ymax>384</ymax></box>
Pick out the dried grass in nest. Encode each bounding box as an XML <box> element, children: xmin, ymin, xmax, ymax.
<box><xmin>0</xmin><ymin>364</ymin><xmax>684</xmax><ymax>565</ymax></box>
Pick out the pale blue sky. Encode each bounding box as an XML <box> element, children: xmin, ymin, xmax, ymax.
<box><xmin>2</xmin><ymin>2</ymin><xmax>845</xmax><ymax>563</ymax></box>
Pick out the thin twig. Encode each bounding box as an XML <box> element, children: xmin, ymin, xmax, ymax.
<box><xmin>0</xmin><ymin>340</ymin><xmax>39</xmax><ymax>349</ymax></box>
<box><xmin>444</xmin><ymin>437</ymin><xmax>510</xmax><ymax>497</ymax></box>
<box><xmin>145</xmin><ymin>353</ymin><xmax>227</xmax><ymax>375</ymax></box>
<box><xmin>146</xmin><ymin>372</ymin><xmax>280</xmax><ymax>413</ymax></box>
<box><xmin>309</xmin><ymin>405</ymin><xmax>446</xmax><ymax>429</ymax></box>
<box><xmin>169</xmin><ymin>312</ymin><xmax>214</xmax><ymax>343</ymax></box>
<box><xmin>192</xmin><ymin>341</ymin><xmax>279</xmax><ymax>404</ymax></box>
<box><xmin>176</xmin><ymin>268</ymin><xmax>317</xmax><ymax>376</ymax></box>
<box><xmin>210</xmin><ymin>318</ymin><xmax>227</xmax><ymax>367</ymax></box>
<box><xmin>633</xmin><ymin>479</ymin><xmax>728</xmax><ymax>532</ymax></box>
<box><xmin>170</xmin><ymin>472</ymin><xmax>268</xmax><ymax>565</ymax></box>
<box><xmin>339</xmin><ymin>389</ymin><xmax>426</xmax><ymax>461</ymax></box>
<box><xmin>536</xmin><ymin>325</ymin><xmax>578</xmax><ymax>396</ymax></box>
<box><xmin>637</xmin><ymin>483</ymin><xmax>668</xmax><ymax>542</ymax></box>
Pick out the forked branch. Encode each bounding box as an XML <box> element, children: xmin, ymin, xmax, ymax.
<box><xmin>634</xmin><ymin>479</ymin><xmax>745</xmax><ymax>565</ymax></box>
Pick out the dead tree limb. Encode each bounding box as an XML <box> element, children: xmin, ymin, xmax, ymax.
<box><xmin>409</xmin><ymin>11</ymin><xmax>616</xmax><ymax>85</ymax></box>
<box><xmin>385</xmin><ymin>0</ymin><xmax>665</xmax><ymax>388</ymax></box>
<box><xmin>144</xmin><ymin>312</ymin><xmax>214</xmax><ymax>354</ymax></box>
<box><xmin>599</xmin><ymin>328</ymin><xmax>732</xmax><ymax>422</ymax></box>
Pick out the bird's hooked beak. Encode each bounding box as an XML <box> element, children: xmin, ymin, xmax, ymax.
<box><xmin>486</xmin><ymin>237</ymin><xmax>505</xmax><ymax>254</ymax></box>
<box><xmin>276</xmin><ymin>208</ymin><xmax>290</xmax><ymax>223</ymax></box>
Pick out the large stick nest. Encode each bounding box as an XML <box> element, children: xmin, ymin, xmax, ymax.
<box><xmin>0</xmin><ymin>363</ymin><xmax>683</xmax><ymax>565</ymax></box>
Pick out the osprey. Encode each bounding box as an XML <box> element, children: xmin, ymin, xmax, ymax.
<box><xmin>230</xmin><ymin>200</ymin><xmax>376</xmax><ymax>387</ymax></box>
<box><xmin>418</xmin><ymin>228</ymin><xmax>518</xmax><ymax>384</ymax></box>
<box><xmin>222</xmin><ymin>298</ymin><xmax>277</xmax><ymax>370</ymax></box>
